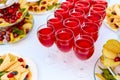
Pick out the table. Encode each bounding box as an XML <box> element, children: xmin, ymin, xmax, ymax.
<box><xmin>0</xmin><ymin>0</ymin><xmax>120</xmax><ymax>80</ymax></box>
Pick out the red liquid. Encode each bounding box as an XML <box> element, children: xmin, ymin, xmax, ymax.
<box><xmin>82</xmin><ymin>24</ymin><xmax>98</xmax><ymax>41</ymax></box>
<box><xmin>70</xmin><ymin>12</ymin><xmax>84</xmax><ymax>24</ymax></box>
<box><xmin>47</xmin><ymin>17</ymin><xmax>63</xmax><ymax>31</ymax></box>
<box><xmin>87</xmin><ymin>13</ymin><xmax>102</xmax><ymax>26</ymax></box>
<box><xmin>37</xmin><ymin>28</ymin><xmax>55</xmax><ymax>47</ymax></box>
<box><xmin>55</xmin><ymin>31</ymin><xmax>74</xmax><ymax>52</ymax></box>
<box><xmin>64</xmin><ymin>20</ymin><xmax>80</xmax><ymax>37</ymax></box>
<box><xmin>75</xmin><ymin>1</ymin><xmax>90</xmax><ymax>14</ymax></box>
<box><xmin>73</xmin><ymin>39</ymin><xmax>94</xmax><ymax>60</ymax></box>
<box><xmin>61</xmin><ymin>1</ymin><xmax>74</xmax><ymax>9</ymax></box>
<box><xmin>94</xmin><ymin>0</ymin><xmax>108</xmax><ymax>8</ymax></box>
<box><xmin>55</xmin><ymin>8</ymin><xmax>69</xmax><ymax>19</ymax></box>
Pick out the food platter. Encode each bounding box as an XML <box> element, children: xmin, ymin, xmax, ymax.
<box><xmin>0</xmin><ymin>53</ymin><xmax>38</xmax><ymax>80</ymax></box>
<box><xmin>0</xmin><ymin>13</ymin><xmax>34</xmax><ymax>44</ymax></box>
<box><xmin>27</xmin><ymin>0</ymin><xmax>60</xmax><ymax>15</ymax></box>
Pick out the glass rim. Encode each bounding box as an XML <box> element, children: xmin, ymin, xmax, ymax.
<box><xmin>55</xmin><ymin>6</ymin><xmax>69</xmax><ymax>14</ymax></box>
<box><xmin>92</xmin><ymin>4</ymin><xmax>106</xmax><ymax>11</ymax></box>
<box><xmin>69</xmin><ymin>8</ymin><xmax>85</xmax><ymax>17</ymax></box>
<box><xmin>74</xmin><ymin>35</ymin><xmax>94</xmax><ymax>49</ymax></box>
<box><xmin>75</xmin><ymin>1</ymin><xmax>90</xmax><ymax>8</ymax></box>
<box><xmin>55</xmin><ymin>28</ymin><xmax>74</xmax><ymax>42</ymax></box>
<box><xmin>37</xmin><ymin>24</ymin><xmax>55</xmax><ymax>36</ymax></box>
<box><xmin>81</xmin><ymin>22</ymin><xmax>99</xmax><ymax>34</ymax></box>
<box><xmin>47</xmin><ymin>13</ymin><xmax>63</xmax><ymax>24</ymax></box>
<box><xmin>62</xmin><ymin>0</ymin><xmax>74</xmax><ymax>5</ymax></box>
<box><xmin>86</xmin><ymin>13</ymin><xmax>103</xmax><ymax>23</ymax></box>
<box><xmin>63</xmin><ymin>17</ymin><xmax>81</xmax><ymax>29</ymax></box>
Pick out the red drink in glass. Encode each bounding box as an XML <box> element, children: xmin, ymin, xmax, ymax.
<box><xmin>73</xmin><ymin>35</ymin><xmax>94</xmax><ymax>60</ymax></box>
<box><xmin>37</xmin><ymin>24</ymin><xmax>55</xmax><ymax>47</ymax></box>
<box><xmin>91</xmin><ymin>4</ymin><xmax>106</xmax><ymax>19</ymax></box>
<box><xmin>61</xmin><ymin>1</ymin><xmax>74</xmax><ymax>9</ymax></box>
<box><xmin>94</xmin><ymin>0</ymin><xmax>108</xmax><ymax>8</ymax></box>
<box><xmin>69</xmin><ymin>8</ymin><xmax>85</xmax><ymax>24</ymax></box>
<box><xmin>81</xmin><ymin>22</ymin><xmax>99</xmax><ymax>42</ymax></box>
<box><xmin>63</xmin><ymin>17</ymin><xmax>81</xmax><ymax>37</ymax></box>
<box><xmin>54</xmin><ymin>6</ymin><xmax>69</xmax><ymax>19</ymax></box>
<box><xmin>55</xmin><ymin>28</ymin><xmax>74</xmax><ymax>52</ymax></box>
<box><xmin>47</xmin><ymin>13</ymin><xmax>63</xmax><ymax>31</ymax></box>
<box><xmin>85</xmin><ymin>13</ymin><xmax>102</xmax><ymax>27</ymax></box>
<box><xmin>75</xmin><ymin>1</ymin><xmax>90</xmax><ymax>15</ymax></box>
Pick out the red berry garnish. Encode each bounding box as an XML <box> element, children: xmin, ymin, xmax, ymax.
<box><xmin>114</xmin><ymin>57</ymin><xmax>120</xmax><ymax>62</ymax></box>
<box><xmin>0</xmin><ymin>36</ymin><xmax>4</xmax><ymax>41</ymax></box>
<box><xmin>17</xmin><ymin>12</ymin><xmax>22</xmax><ymax>19</ymax></box>
<box><xmin>7</xmin><ymin>73</ymin><xmax>14</xmax><ymax>78</ymax></box>
<box><xmin>18</xmin><ymin>58</ymin><xmax>24</xmax><ymax>62</ymax></box>
<box><xmin>41</xmin><ymin>6</ymin><xmax>45</xmax><ymax>11</ymax></box>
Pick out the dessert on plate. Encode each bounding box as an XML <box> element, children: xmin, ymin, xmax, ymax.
<box><xmin>0</xmin><ymin>53</ymin><xmax>32</xmax><ymax>80</ymax></box>
<box><xmin>95</xmin><ymin>39</ymin><xmax>120</xmax><ymax>80</ymax></box>
<box><xmin>106</xmin><ymin>4</ymin><xmax>120</xmax><ymax>30</ymax></box>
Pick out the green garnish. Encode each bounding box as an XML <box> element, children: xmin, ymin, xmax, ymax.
<box><xmin>47</xmin><ymin>5</ymin><xmax>54</xmax><ymax>10</ymax></box>
<box><xmin>12</xmin><ymin>28</ymin><xmax>24</xmax><ymax>35</ymax></box>
<box><xmin>37</xmin><ymin>0</ymin><xmax>42</xmax><ymax>6</ymax></box>
<box><xmin>20</xmin><ymin>8</ymin><xmax>26</xmax><ymax>12</ymax></box>
<box><xmin>26</xmin><ymin>12</ymin><xmax>30</xmax><ymax>17</ymax></box>
<box><xmin>54</xmin><ymin>3</ymin><xmax>61</xmax><ymax>8</ymax></box>
<box><xmin>99</xmin><ymin>66</ymin><xmax>116</xmax><ymax>80</ymax></box>
<box><xmin>0</xmin><ymin>71</ymin><xmax>8</xmax><ymax>77</ymax></box>
<box><xmin>0</xmin><ymin>59</ymin><xmax>3</xmax><ymax>65</ymax></box>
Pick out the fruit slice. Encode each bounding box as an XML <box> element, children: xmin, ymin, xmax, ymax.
<box><xmin>103</xmin><ymin>39</ymin><xmax>120</xmax><ymax>54</ymax></box>
<box><xmin>102</xmin><ymin>48</ymin><xmax>118</xmax><ymax>59</ymax></box>
<box><xmin>100</xmin><ymin>56</ymin><xmax>120</xmax><ymax>67</ymax></box>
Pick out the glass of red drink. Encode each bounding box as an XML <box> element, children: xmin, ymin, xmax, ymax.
<box><xmin>75</xmin><ymin>1</ymin><xmax>90</xmax><ymax>15</ymax></box>
<box><xmin>63</xmin><ymin>17</ymin><xmax>81</xmax><ymax>37</ymax></box>
<box><xmin>47</xmin><ymin>13</ymin><xmax>63</xmax><ymax>31</ymax></box>
<box><xmin>85</xmin><ymin>13</ymin><xmax>102</xmax><ymax>27</ymax></box>
<box><xmin>54</xmin><ymin>6</ymin><xmax>69</xmax><ymax>19</ymax></box>
<box><xmin>90</xmin><ymin>4</ymin><xmax>106</xmax><ymax>19</ymax></box>
<box><xmin>55</xmin><ymin>28</ymin><xmax>74</xmax><ymax>52</ymax></box>
<box><xmin>61</xmin><ymin>0</ymin><xmax>74</xmax><ymax>9</ymax></box>
<box><xmin>73</xmin><ymin>35</ymin><xmax>94</xmax><ymax>60</ymax></box>
<box><xmin>81</xmin><ymin>22</ymin><xmax>99</xmax><ymax>42</ymax></box>
<box><xmin>37</xmin><ymin>24</ymin><xmax>55</xmax><ymax>47</ymax></box>
<box><xmin>94</xmin><ymin>0</ymin><xmax>108</xmax><ymax>8</ymax></box>
<box><xmin>69</xmin><ymin>8</ymin><xmax>85</xmax><ymax>25</ymax></box>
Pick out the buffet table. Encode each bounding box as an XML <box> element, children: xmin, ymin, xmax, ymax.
<box><xmin>0</xmin><ymin>0</ymin><xmax>120</xmax><ymax>80</ymax></box>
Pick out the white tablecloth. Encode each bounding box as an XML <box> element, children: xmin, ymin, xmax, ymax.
<box><xmin>0</xmin><ymin>0</ymin><xmax>120</xmax><ymax>80</ymax></box>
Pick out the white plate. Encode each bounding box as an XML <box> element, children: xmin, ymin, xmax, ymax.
<box><xmin>0</xmin><ymin>53</ymin><xmax>38</xmax><ymax>80</ymax></box>
<box><xmin>94</xmin><ymin>58</ymin><xmax>105</xmax><ymax>80</ymax></box>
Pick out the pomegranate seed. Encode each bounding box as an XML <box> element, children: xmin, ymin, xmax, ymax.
<box><xmin>17</xmin><ymin>12</ymin><xmax>22</xmax><ymax>19</ymax></box>
<box><xmin>114</xmin><ymin>57</ymin><xmax>120</xmax><ymax>62</ymax></box>
<box><xmin>1</xmin><ymin>31</ymin><xmax>6</xmax><ymax>35</ymax></box>
<box><xmin>26</xmin><ymin>29</ymin><xmax>29</xmax><ymax>33</ymax></box>
<box><xmin>5</xmin><ymin>18</ymin><xmax>9</xmax><ymax>22</ymax></box>
<box><xmin>13</xmin><ymin>33</ymin><xmax>18</xmax><ymax>38</ymax></box>
<box><xmin>18</xmin><ymin>58</ymin><xmax>24</xmax><ymax>62</ymax></box>
<box><xmin>29</xmin><ymin>6</ymin><xmax>33</xmax><ymax>10</ymax></box>
<box><xmin>0</xmin><ymin>36</ymin><xmax>4</xmax><ymax>41</ymax></box>
<box><xmin>42</xmin><ymin>1</ymin><xmax>47</xmax><ymax>4</ymax></box>
<box><xmin>26</xmin><ymin>74</ymin><xmax>29</xmax><ymax>78</ymax></box>
<box><xmin>8</xmin><ymin>8</ymin><xmax>14</xmax><ymax>13</ymax></box>
<box><xmin>6</xmin><ymin>36</ymin><xmax>10</xmax><ymax>42</ymax></box>
<box><xmin>41</xmin><ymin>6</ymin><xmax>45</xmax><ymax>11</ymax></box>
<box><xmin>34</xmin><ymin>7</ymin><xmax>37</xmax><ymax>11</ymax></box>
<box><xmin>7</xmin><ymin>73</ymin><xmax>14</xmax><ymax>78</ymax></box>
<box><xmin>11</xmin><ymin>19</ymin><xmax>16</xmax><ymax>23</ymax></box>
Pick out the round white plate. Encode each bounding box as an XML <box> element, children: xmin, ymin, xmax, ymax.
<box><xmin>0</xmin><ymin>53</ymin><xmax>38</xmax><ymax>80</ymax></box>
<box><xmin>94</xmin><ymin>58</ymin><xmax>106</xmax><ymax>80</ymax></box>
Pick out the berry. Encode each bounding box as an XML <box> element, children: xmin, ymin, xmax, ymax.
<box><xmin>114</xmin><ymin>57</ymin><xmax>120</xmax><ymax>62</ymax></box>
<box><xmin>18</xmin><ymin>58</ymin><xmax>24</xmax><ymax>62</ymax></box>
<box><xmin>6</xmin><ymin>36</ymin><xmax>10</xmax><ymax>42</ymax></box>
<box><xmin>8</xmin><ymin>8</ymin><xmax>14</xmax><ymax>14</ymax></box>
<box><xmin>7</xmin><ymin>73</ymin><xmax>14</xmax><ymax>78</ymax></box>
<box><xmin>17</xmin><ymin>12</ymin><xmax>22</xmax><ymax>19</ymax></box>
<box><xmin>41</xmin><ymin>6</ymin><xmax>45</xmax><ymax>11</ymax></box>
<box><xmin>0</xmin><ymin>36</ymin><xmax>4</xmax><ymax>41</ymax></box>
<box><xmin>11</xmin><ymin>71</ymin><xmax>18</xmax><ymax>75</ymax></box>
<box><xmin>25</xmin><ymin>65</ymin><xmax>29</xmax><ymax>69</ymax></box>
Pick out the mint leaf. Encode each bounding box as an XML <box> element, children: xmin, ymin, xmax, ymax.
<box><xmin>12</xmin><ymin>28</ymin><xmax>24</xmax><ymax>35</ymax></box>
<box><xmin>54</xmin><ymin>3</ymin><xmax>61</xmax><ymax>8</ymax></box>
<box><xmin>20</xmin><ymin>8</ymin><xmax>26</xmax><ymax>12</ymax></box>
<box><xmin>26</xmin><ymin>12</ymin><xmax>30</xmax><ymax>17</ymax></box>
<box><xmin>0</xmin><ymin>59</ymin><xmax>3</xmax><ymax>65</ymax></box>
<box><xmin>0</xmin><ymin>71</ymin><xmax>8</xmax><ymax>77</ymax></box>
<box><xmin>48</xmin><ymin>5</ymin><xmax>54</xmax><ymax>10</ymax></box>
